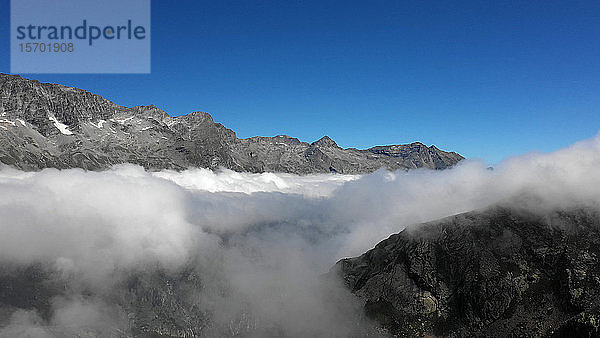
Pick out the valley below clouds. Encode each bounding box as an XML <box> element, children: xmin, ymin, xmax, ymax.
<box><xmin>1</xmin><ymin>134</ymin><xmax>600</xmax><ymax>336</ymax></box>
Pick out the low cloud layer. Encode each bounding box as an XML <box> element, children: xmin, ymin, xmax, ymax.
<box><xmin>1</xmin><ymin>134</ymin><xmax>600</xmax><ymax>335</ymax></box>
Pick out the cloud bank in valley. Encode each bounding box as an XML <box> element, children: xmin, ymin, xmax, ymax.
<box><xmin>1</xmin><ymin>134</ymin><xmax>600</xmax><ymax>336</ymax></box>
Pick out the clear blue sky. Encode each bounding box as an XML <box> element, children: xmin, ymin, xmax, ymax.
<box><xmin>1</xmin><ymin>0</ymin><xmax>599</xmax><ymax>163</ymax></box>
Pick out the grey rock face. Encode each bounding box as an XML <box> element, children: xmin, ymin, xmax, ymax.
<box><xmin>333</xmin><ymin>206</ymin><xmax>600</xmax><ymax>337</ymax></box>
<box><xmin>0</xmin><ymin>74</ymin><xmax>463</xmax><ymax>173</ymax></box>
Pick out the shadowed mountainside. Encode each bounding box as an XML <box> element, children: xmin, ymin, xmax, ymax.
<box><xmin>334</xmin><ymin>206</ymin><xmax>600</xmax><ymax>337</ymax></box>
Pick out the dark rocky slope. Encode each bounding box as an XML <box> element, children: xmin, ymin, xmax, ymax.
<box><xmin>334</xmin><ymin>206</ymin><xmax>600</xmax><ymax>337</ymax></box>
<box><xmin>0</xmin><ymin>74</ymin><xmax>463</xmax><ymax>174</ymax></box>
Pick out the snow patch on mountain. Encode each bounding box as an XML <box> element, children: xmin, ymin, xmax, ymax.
<box><xmin>48</xmin><ymin>114</ymin><xmax>73</xmax><ymax>135</ymax></box>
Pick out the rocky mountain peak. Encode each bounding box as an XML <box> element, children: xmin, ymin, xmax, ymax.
<box><xmin>311</xmin><ymin>135</ymin><xmax>339</xmax><ymax>148</ymax></box>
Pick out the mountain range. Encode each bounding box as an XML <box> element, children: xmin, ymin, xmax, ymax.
<box><xmin>0</xmin><ymin>73</ymin><xmax>463</xmax><ymax>174</ymax></box>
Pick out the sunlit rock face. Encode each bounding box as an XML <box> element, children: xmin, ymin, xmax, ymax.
<box><xmin>0</xmin><ymin>74</ymin><xmax>463</xmax><ymax>174</ymax></box>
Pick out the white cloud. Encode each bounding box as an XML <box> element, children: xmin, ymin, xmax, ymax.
<box><xmin>153</xmin><ymin>167</ymin><xmax>357</xmax><ymax>197</ymax></box>
<box><xmin>1</xmin><ymin>133</ymin><xmax>600</xmax><ymax>335</ymax></box>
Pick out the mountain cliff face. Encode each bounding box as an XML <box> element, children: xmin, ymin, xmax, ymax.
<box><xmin>0</xmin><ymin>74</ymin><xmax>463</xmax><ymax>174</ymax></box>
<box><xmin>334</xmin><ymin>206</ymin><xmax>600</xmax><ymax>337</ymax></box>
